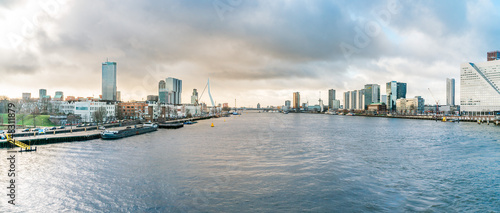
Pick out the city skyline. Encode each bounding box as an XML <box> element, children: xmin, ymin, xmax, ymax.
<box><xmin>1</xmin><ymin>1</ymin><xmax>500</xmax><ymax>106</ymax></box>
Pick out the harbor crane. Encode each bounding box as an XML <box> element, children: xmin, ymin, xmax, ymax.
<box><xmin>428</xmin><ymin>88</ymin><xmax>440</xmax><ymax>115</ymax></box>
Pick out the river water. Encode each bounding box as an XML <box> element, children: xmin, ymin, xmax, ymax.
<box><xmin>1</xmin><ymin>112</ymin><xmax>499</xmax><ymax>212</ymax></box>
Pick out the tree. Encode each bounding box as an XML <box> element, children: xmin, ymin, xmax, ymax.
<box><xmin>31</xmin><ymin>108</ymin><xmax>40</xmax><ymax>127</ymax></box>
<box><xmin>186</xmin><ymin>109</ymin><xmax>192</xmax><ymax>118</ymax></box>
<box><xmin>93</xmin><ymin>106</ymin><xmax>106</xmax><ymax>124</ymax></box>
<box><xmin>115</xmin><ymin>106</ymin><xmax>124</xmax><ymax>120</ymax></box>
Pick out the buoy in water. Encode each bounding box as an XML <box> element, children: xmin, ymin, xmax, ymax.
<box><xmin>224</xmin><ymin>119</ymin><xmax>225</xmax><ymax>122</ymax></box>
<box><xmin>211</xmin><ymin>123</ymin><xmax>214</xmax><ymax>127</ymax></box>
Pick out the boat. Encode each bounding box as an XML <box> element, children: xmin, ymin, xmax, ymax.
<box><xmin>232</xmin><ymin>112</ymin><xmax>239</xmax><ymax>115</ymax></box>
<box><xmin>101</xmin><ymin>125</ymin><xmax>158</xmax><ymax>140</ymax></box>
<box><xmin>283</xmin><ymin>111</ymin><xmax>289</xmax><ymax>114</ymax></box>
<box><xmin>183</xmin><ymin>121</ymin><xmax>198</xmax><ymax>125</ymax></box>
<box><xmin>158</xmin><ymin>122</ymin><xmax>184</xmax><ymax>129</ymax></box>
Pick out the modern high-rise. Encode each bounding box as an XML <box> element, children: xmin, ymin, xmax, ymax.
<box><xmin>285</xmin><ymin>100</ymin><xmax>291</xmax><ymax>108</ymax></box>
<box><xmin>460</xmin><ymin>60</ymin><xmax>500</xmax><ymax>113</ymax></box>
<box><xmin>102</xmin><ymin>61</ymin><xmax>117</xmax><ymax>101</ymax></box>
<box><xmin>158</xmin><ymin>80</ymin><xmax>167</xmax><ymax>104</ymax></box>
<box><xmin>293</xmin><ymin>92</ymin><xmax>300</xmax><ymax>110</ymax></box>
<box><xmin>54</xmin><ymin>91</ymin><xmax>64</xmax><ymax>101</ymax></box>
<box><xmin>363</xmin><ymin>84</ymin><xmax>380</xmax><ymax>109</ymax></box>
<box><xmin>39</xmin><ymin>89</ymin><xmax>47</xmax><ymax>99</ymax></box>
<box><xmin>343</xmin><ymin>92</ymin><xmax>350</xmax><ymax>110</ymax></box>
<box><xmin>257</xmin><ymin>103</ymin><xmax>261</xmax><ymax>109</ymax></box>
<box><xmin>165</xmin><ymin>77</ymin><xmax>182</xmax><ymax>105</ymax></box>
<box><xmin>446</xmin><ymin>78</ymin><xmax>455</xmax><ymax>106</ymax></box>
<box><xmin>381</xmin><ymin>95</ymin><xmax>387</xmax><ymax>104</ymax></box>
<box><xmin>349</xmin><ymin>90</ymin><xmax>357</xmax><ymax>110</ymax></box>
<box><xmin>357</xmin><ymin>89</ymin><xmax>365</xmax><ymax>110</ymax></box>
<box><xmin>386</xmin><ymin>81</ymin><xmax>407</xmax><ymax>111</ymax></box>
<box><xmin>191</xmin><ymin>89</ymin><xmax>198</xmax><ymax>105</ymax></box>
<box><xmin>328</xmin><ymin>89</ymin><xmax>336</xmax><ymax>110</ymax></box>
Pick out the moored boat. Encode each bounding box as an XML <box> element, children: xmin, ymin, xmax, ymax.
<box><xmin>101</xmin><ymin>125</ymin><xmax>157</xmax><ymax>140</ymax></box>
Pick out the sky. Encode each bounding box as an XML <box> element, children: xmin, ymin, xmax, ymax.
<box><xmin>1</xmin><ymin>0</ymin><xmax>500</xmax><ymax>107</ymax></box>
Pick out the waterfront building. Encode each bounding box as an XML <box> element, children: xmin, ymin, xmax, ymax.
<box><xmin>349</xmin><ymin>90</ymin><xmax>357</xmax><ymax>110</ymax></box>
<box><xmin>285</xmin><ymin>100</ymin><xmax>291</xmax><ymax>108</ymax></box>
<box><xmin>257</xmin><ymin>103</ymin><xmax>261</xmax><ymax>109</ymax></box>
<box><xmin>460</xmin><ymin>59</ymin><xmax>500</xmax><ymax>113</ymax></box>
<box><xmin>381</xmin><ymin>95</ymin><xmax>387</xmax><ymax>104</ymax></box>
<box><xmin>302</xmin><ymin>102</ymin><xmax>308</xmax><ymax>111</ymax></box>
<box><xmin>446</xmin><ymin>78</ymin><xmax>455</xmax><ymax>106</ymax></box>
<box><xmin>357</xmin><ymin>89</ymin><xmax>365</xmax><ymax>110</ymax></box>
<box><xmin>165</xmin><ymin>77</ymin><xmax>182</xmax><ymax>105</ymax></box>
<box><xmin>328</xmin><ymin>89</ymin><xmax>336</xmax><ymax>110</ymax></box>
<box><xmin>331</xmin><ymin>100</ymin><xmax>340</xmax><ymax>110</ymax></box>
<box><xmin>60</xmin><ymin>101</ymin><xmax>117</xmax><ymax>122</ymax></box>
<box><xmin>386</xmin><ymin>81</ymin><xmax>407</xmax><ymax>111</ymax></box>
<box><xmin>293</xmin><ymin>92</ymin><xmax>300</xmax><ymax>110</ymax></box>
<box><xmin>395</xmin><ymin>96</ymin><xmax>424</xmax><ymax>114</ymax></box>
<box><xmin>343</xmin><ymin>92</ymin><xmax>350</xmax><ymax>110</ymax></box>
<box><xmin>223</xmin><ymin>103</ymin><xmax>229</xmax><ymax>108</ymax></box>
<box><xmin>191</xmin><ymin>89</ymin><xmax>198</xmax><ymax>105</ymax></box>
<box><xmin>102</xmin><ymin>61</ymin><xmax>117</xmax><ymax>101</ymax></box>
<box><xmin>364</xmin><ymin>84</ymin><xmax>380</xmax><ymax>109</ymax></box>
<box><xmin>118</xmin><ymin>102</ymin><xmax>148</xmax><ymax>119</ymax></box>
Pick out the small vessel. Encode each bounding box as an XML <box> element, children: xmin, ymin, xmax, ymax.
<box><xmin>158</xmin><ymin>122</ymin><xmax>184</xmax><ymax>129</ymax></box>
<box><xmin>232</xmin><ymin>111</ymin><xmax>239</xmax><ymax>115</ymax></box>
<box><xmin>101</xmin><ymin>125</ymin><xmax>158</xmax><ymax>140</ymax></box>
<box><xmin>283</xmin><ymin>111</ymin><xmax>289</xmax><ymax>114</ymax></box>
<box><xmin>183</xmin><ymin>121</ymin><xmax>198</xmax><ymax>125</ymax></box>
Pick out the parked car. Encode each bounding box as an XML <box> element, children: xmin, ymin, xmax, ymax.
<box><xmin>32</xmin><ymin>128</ymin><xmax>41</xmax><ymax>132</ymax></box>
<box><xmin>98</xmin><ymin>126</ymin><xmax>105</xmax><ymax>130</ymax></box>
<box><xmin>59</xmin><ymin>126</ymin><xmax>65</xmax><ymax>129</ymax></box>
<box><xmin>22</xmin><ymin>128</ymin><xmax>30</xmax><ymax>132</ymax></box>
<box><xmin>50</xmin><ymin>127</ymin><xmax>57</xmax><ymax>130</ymax></box>
<box><xmin>77</xmin><ymin>124</ymin><xmax>84</xmax><ymax>127</ymax></box>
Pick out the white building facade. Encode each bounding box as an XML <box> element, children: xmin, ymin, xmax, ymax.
<box><xmin>460</xmin><ymin>60</ymin><xmax>500</xmax><ymax>113</ymax></box>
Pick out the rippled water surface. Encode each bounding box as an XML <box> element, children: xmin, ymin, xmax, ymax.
<box><xmin>1</xmin><ymin>112</ymin><xmax>499</xmax><ymax>212</ymax></box>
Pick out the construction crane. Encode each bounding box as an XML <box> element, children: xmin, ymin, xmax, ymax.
<box><xmin>428</xmin><ymin>88</ymin><xmax>439</xmax><ymax>115</ymax></box>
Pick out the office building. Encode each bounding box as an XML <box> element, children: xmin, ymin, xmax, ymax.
<box><xmin>364</xmin><ymin>84</ymin><xmax>380</xmax><ymax>109</ymax></box>
<box><xmin>386</xmin><ymin>81</ymin><xmax>407</xmax><ymax>111</ymax></box>
<box><xmin>446</xmin><ymin>78</ymin><xmax>455</xmax><ymax>106</ymax></box>
<box><xmin>328</xmin><ymin>89</ymin><xmax>336</xmax><ymax>110</ymax></box>
<box><xmin>147</xmin><ymin>95</ymin><xmax>158</xmax><ymax>102</ymax></box>
<box><xmin>396</xmin><ymin>96</ymin><xmax>425</xmax><ymax>114</ymax></box>
<box><xmin>285</xmin><ymin>100</ymin><xmax>291</xmax><ymax>108</ymax></box>
<box><xmin>165</xmin><ymin>77</ymin><xmax>182</xmax><ymax>105</ymax></box>
<box><xmin>343</xmin><ymin>92</ymin><xmax>350</xmax><ymax>110</ymax></box>
<box><xmin>191</xmin><ymin>89</ymin><xmax>198</xmax><ymax>105</ymax></box>
<box><xmin>257</xmin><ymin>103</ymin><xmax>261</xmax><ymax>109</ymax></box>
<box><xmin>293</xmin><ymin>92</ymin><xmax>300</xmax><ymax>110</ymax></box>
<box><xmin>331</xmin><ymin>100</ymin><xmax>340</xmax><ymax>110</ymax></box>
<box><xmin>460</xmin><ymin>60</ymin><xmax>500</xmax><ymax>113</ymax></box>
<box><xmin>102</xmin><ymin>61</ymin><xmax>117</xmax><ymax>101</ymax></box>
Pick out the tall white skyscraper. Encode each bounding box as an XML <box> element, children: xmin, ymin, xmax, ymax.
<box><xmin>446</xmin><ymin>78</ymin><xmax>455</xmax><ymax>106</ymax></box>
<box><xmin>102</xmin><ymin>61</ymin><xmax>117</xmax><ymax>101</ymax></box>
<box><xmin>328</xmin><ymin>89</ymin><xmax>336</xmax><ymax>110</ymax></box>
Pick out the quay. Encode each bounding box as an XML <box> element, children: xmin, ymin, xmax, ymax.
<box><xmin>0</xmin><ymin>115</ymin><xmax>219</xmax><ymax>149</ymax></box>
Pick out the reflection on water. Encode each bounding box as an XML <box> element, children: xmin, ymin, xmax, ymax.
<box><xmin>1</xmin><ymin>112</ymin><xmax>499</xmax><ymax>212</ymax></box>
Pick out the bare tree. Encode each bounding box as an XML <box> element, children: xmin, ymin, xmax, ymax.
<box><xmin>31</xmin><ymin>107</ymin><xmax>40</xmax><ymax>127</ymax></box>
<box><xmin>186</xmin><ymin>109</ymin><xmax>192</xmax><ymax>118</ymax></box>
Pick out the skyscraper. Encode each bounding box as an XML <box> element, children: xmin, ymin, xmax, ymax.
<box><xmin>191</xmin><ymin>89</ymin><xmax>198</xmax><ymax>105</ymax></box>
<box><xmin>54</xmin><ymin>91</ymin><xmax>64</xmax><ymax>101</ymax></box>
<box><xmin>386</xmin><ymin>81</ymin><xmax>407</xmax><ymax>111</ymax></box>
<box><xmin>343</xmin><ymin>92</ymin><xmax>350</xmax><ymax>110</ymax></box>
<box><xmin>349</xmin><ymin>90</ymin><xmax>357</xmax><ymax>110</ymax></box>
<box><xmin>116</xmin><ymin>91</ymin><xmax>121</xmax><ymax>102</ymax></box>
<box><xmin>363</xmin><ymin>84</ymin><xmax>380</xmax><ymax>109</ymax></box>
<box><xmin>285</xmin><ymin>100</ymin><xmax>291</xmax><ymax>108</ymax></box>
<box><xmin>165</xmin><ymin>77</ymin><xmax>182</xmax><ymax>105</ymax></box>
<box><xmin>293</xmin><ymin>92</ymin><xmax>300</xmax><ymax>110</ymax></box>
<box><xmin>357</xmin><ymin>89</ymin><xmax>365</xmax><ymax>110</ymax></box>
<box><xmin>446</xmin><ymin>78</ymin><xmax>455</xmax><ymax>106</ymax></box>
<box><xmin>328</xmin><ymin>89</ymin><xmax>336</xmax><ymax>110</ymax></box>
<box><xmin>158</xmin><ymin>80</ymin><xmax>167</xmax><ymax>104</ymax></box>
<box><xmin>102</xmin><ymin>61</ymin><xmax>117</xmax><ymax>101</ymax></box>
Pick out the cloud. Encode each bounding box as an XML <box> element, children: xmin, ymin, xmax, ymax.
<box><xmin>0</xmin><ymin>0</ymin><xmax>500</xmax><ymax>106</ymax></box>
